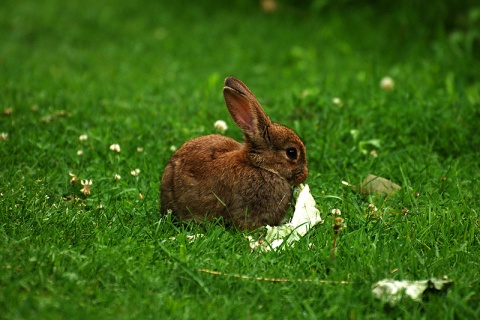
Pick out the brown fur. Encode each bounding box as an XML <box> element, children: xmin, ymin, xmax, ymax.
<box><xmin>160</xmin><ymin>77</ymin><xmax>308</xmax><ymax>230</ymax></box>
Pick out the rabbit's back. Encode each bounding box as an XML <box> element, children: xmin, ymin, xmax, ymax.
<box><xmin>160</xmin><ymin>134</ymin><xmax>292</xmax><ymax>229</ymax></box>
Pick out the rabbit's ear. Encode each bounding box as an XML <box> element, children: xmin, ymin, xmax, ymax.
<box><xmin>223</xmin><ymin>77</ymin><xmax>271</xmax><ymax>136</ymax></box>
<box><xmin>224</xmin><ymin>77</ymin><xmax>257</xmax><ymax>101</ymax></box>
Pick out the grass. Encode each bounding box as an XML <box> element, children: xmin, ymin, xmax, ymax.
<box><xmin>1</xmin><ymin>0</ymin><xmax>479</xmax><ymax>319</ymax></box>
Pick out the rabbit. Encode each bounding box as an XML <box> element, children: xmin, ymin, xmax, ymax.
<box><xmin>160</xmin><ymin>77</ymin><xmax>308</xmax><ymax>231</ymax></box>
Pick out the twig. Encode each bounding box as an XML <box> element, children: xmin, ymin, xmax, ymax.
<box><xmin>198</xmin><ymin>268</ymin><xmax>350</xmax><ymax>285</ymax></box>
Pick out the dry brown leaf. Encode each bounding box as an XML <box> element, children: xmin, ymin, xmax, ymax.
<box><xmin>343</xmin><ymin>174</ymin><xmax>401</xmax><ymax>195</ymax></box>
<box><xmin>358</xmin><ymin>174</ymin><xmax>401</xmax><ymax>195</ymax></box>
<box><xmin>261</xmin><ymin>0</ymin><xmax>277</xmax><ymax>13</ymax></box>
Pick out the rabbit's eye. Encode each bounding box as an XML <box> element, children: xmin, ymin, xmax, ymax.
<box><xmin>286</xmin><ymin>147</ymin><xmax>298</xmax><ymax>160</ymax></box>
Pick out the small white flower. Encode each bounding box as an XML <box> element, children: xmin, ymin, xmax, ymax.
<box><xmin>80</xmin><ymin>180</ymin><xmax>92</xmax><ymax>195</ymax></box>
<box><xmin>380</xmin><ymin>76</ymin><xmax>394</xmax><ymax>90</ymax></box>
<box><xmin>69</xmin><ymin>172</ymin><xmax>78</xmax><ymax>184</ymax></box>
<box><xmin>332</xmin><ymin>97</ymin><xmax>342</xmax><ymax>105</ymax></box>
<box><xmin>77</xmin><ymin>150</ymin><xmax>83</xmax><ymax>156</ymax></box>
<box><xmin>214</xmin><ymin>120</ymin><xmax>228</xmax><ymax>133</ymax></box>
<box><xmin>0</xmin><ymin>132</ymin><xmax>8</xmax><ymax>141</ymax></box>
<box><xmin>331</xmin><ymin>208</ymin><xmax>341</xmax><ymax>215</ymax></box>
<box><xmin>341</xmin><ymin>180</ymin><xmax>352</xmax><ymax>186</ymax></box>
<box><xmin>79</xmin><ymin>134</ymin><xmax>88</xmax><ymax>141</ymax></box>
<box><xmin>170</xmin><ymin>145</ymin><xmax>177</xmax><ymax>152</ymax></box>
<box><xmin>131</xmin><ymin>169</ymin><xmax>140</xmax><ymax>176</ymax></box>
<box><xmin>186</xmin><ymin>234</ymin><xmax>204</xmax><ymax>243</ymax></box>
<box><xmin>368</xmin><ymin>203</ymin><xmax>378</xmax><ymax>212</ymax></box>
<box><xmin>114</xmin><ymin>174</ymin><xmax>121</xmax><ymax>180</ymax></box>
<box><xmin>109</xmin><ymin>144</ymin><xmax>121</xmax><ymax>152</ymax></box>
<box><xmin>137</xmin><ymin>147</ymin><xmax>144</xmax><ymax>153</ymax></box>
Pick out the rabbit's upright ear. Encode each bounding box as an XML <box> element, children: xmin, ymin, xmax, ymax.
<box><xmin>223</xmin><ymin>77</ymin><xmax>271</xmax><ymax>136</ymax></box>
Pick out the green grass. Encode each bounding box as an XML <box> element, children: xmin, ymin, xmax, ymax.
<box><xmin>1</xmin><ymin>0</ymin><xmax>479</xmax><ymax>319</ymax></box>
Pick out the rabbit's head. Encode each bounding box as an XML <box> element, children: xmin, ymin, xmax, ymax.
<box><xmin>223</xmin><ymin>77</ymin><xmax>308</xmax><ymax>185</ymax></box>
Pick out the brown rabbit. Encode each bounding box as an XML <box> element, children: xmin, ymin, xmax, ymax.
<box><xmin>161</xmin><ymin>77</ymin><xmax>308</xmax><ymax>230</ymax></box>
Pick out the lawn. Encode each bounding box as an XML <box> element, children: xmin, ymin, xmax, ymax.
<box><xmin>1</xmin><ymin>0</ymin><xmax>479</xmax><ymax>319</ymax></box>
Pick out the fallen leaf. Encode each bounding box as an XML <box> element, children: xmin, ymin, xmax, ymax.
<box><xmin>261</xmin><ymin>0</ymin><xmax>277</xmax><ymax>13</ymax></box>
<box><xmin>344</xmin><ymin>174</ymin><xmax>401</xmax><ymax>195</ymax></box>
<box><xmin>372</xmin><ymin>277</ymin><xmax>452</xmax><ymax>306</ymax></box>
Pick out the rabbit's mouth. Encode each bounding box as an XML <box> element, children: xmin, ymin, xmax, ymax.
<box><xmin>291</xmin><ymin>167</ymin><xmax>308</xmax><ymax>185</ymax></box>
